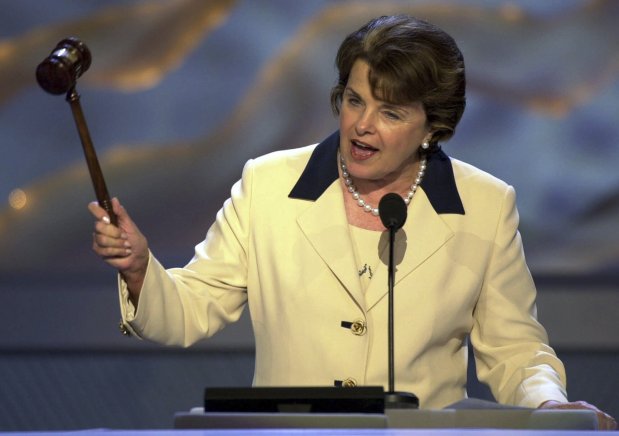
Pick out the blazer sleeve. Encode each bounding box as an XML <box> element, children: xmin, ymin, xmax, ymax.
<box><xmin>117</xmin><ymin>159</ymin><xmax>256</xmax><ymax>347</ymax></box>
<box><xmin>470</xmin><ymin>185</ymin><xmax>568</xmax><ymax>407</ymax></box>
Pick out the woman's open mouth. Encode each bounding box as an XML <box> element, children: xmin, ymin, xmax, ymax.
<box><xmin>351</xmin><ymin>140</ymin><xmax>378</xmax><ymax>159</ymax></box>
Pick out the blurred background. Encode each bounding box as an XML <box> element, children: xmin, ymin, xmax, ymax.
<box><xmin>1</xmin><ymin>0</ymin><xmax>618</xmax><ymax>431</ymax></box>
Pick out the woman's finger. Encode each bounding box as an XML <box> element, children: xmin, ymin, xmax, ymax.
<box><xmin>92</xmin><ymin>233</ymin><xmax>132</xmax><ymax>257</ymax></box>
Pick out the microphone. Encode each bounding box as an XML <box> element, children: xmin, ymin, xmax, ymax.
<box><xmin>378</xmin><ymin>193</ymin><xmax>418</xmax><ymax>409</ymax></box>
<box><xmin>378</xmin><ymin>193</ymin><xmax>407</xmax><ymax>230</ymax></box>
<box><xmin>36</xmin><ymin>37</ymin><xmax>92</xmax><ymax>95</ymax></box>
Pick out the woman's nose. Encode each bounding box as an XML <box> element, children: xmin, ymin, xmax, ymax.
<box><xmin>355</xmin><ymin>110</ymin><xmax>376</xmax><ymax>135</ymax></box>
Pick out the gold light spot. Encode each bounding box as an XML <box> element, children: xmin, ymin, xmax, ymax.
<box><xmin>500</xmin><ymin>3</ymin><xmax>525</xmax><ymax>22</ymax></box>
<box><xmin>8</xmin><ymin>189</ymin><xmax>27</xmax><ymax>210</ymax></box>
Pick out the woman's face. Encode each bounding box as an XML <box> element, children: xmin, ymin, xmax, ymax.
<box><xmin>339</xmin><ymin>59</ymin><xmax>431</xmax><ymax>189</ymax></box>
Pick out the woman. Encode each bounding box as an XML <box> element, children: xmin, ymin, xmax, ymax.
<box><xmin>90</xmin><ymin>15</ymin><xmax>615</xmax><ymax>428</ymax></box>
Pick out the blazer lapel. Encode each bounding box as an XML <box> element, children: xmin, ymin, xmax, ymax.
<box><xmin>296</xmin><ymin>181</ymin><xmax>366</xmax><ymax>311</ymax></box>
<box><xmin>289</xmin><ymin>131</ymin><xmax>464</xmax><ymax>314</ymax></box>
<box><xmin>365</xmin><ymin>189</ymin><xmax>455</xmax><ymax>311</ymax></box>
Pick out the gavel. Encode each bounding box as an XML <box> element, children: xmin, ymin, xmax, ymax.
<box><xmin>36</xmin><ymin>37</ymin><xmax>118</xmax><ymax>225</ymax></box>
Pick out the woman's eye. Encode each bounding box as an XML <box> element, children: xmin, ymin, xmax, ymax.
<box><xmin>347</xmin><ymin>96</ymin><xmax>361</xmax><ymax>106</ymax></box>
<box><xmin>384</xmin><ymin>111</ymin><xmax>400</xmax><ymax>120</ymax></box>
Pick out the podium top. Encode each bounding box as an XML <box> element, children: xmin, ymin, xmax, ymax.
<box><xmin>175</xmin><ymin>407</ymin><xmax>598</xmax><ymax>431</ymax></box>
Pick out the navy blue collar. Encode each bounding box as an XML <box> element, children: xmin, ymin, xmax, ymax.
<box><xmin>289</xmin><ymin>131</ymin><xmax>465</xmax><ymax>215</ymax></box>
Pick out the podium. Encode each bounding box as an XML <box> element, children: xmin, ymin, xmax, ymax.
<box><xmin>174</xmin><ymin>399</ymin><xmax>599</xmax><ymax>430</ymax></box>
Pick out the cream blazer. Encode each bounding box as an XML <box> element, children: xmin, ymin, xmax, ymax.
<box><xmin>120</xmin><ymin>131</ymin><xmax>568</xmax><ymax>409</ymax></box>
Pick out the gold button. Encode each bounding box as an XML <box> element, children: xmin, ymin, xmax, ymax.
<box><xmin>350</xmin><ymin>319</ymin><xmax>366</xmax><ymax>336</ymax></box>
<box><xmin>118</xmin><ymin>320</ymin><xmax>131</xmax><ymax>337</ymax></box>
<box><xmin>342</xmin><ymin>377</ymin><xmax>357</xmax><ymax>388</ymax></box>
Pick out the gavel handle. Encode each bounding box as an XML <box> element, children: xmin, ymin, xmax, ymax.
<box><xmin>66</xmin><ymin>88</ymin><xmax>118</xmax><ymax>226</ymax></box>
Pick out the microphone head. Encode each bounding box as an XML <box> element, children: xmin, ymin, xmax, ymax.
<box><xmin>379</xmin><ymin>193</ymin><xmax>407</xmax><ymax>230</ymax></box>
<box><xmin>36</xmin><ymin>37</ymin><xmax>92</xmax><ymax>95</ymax></box>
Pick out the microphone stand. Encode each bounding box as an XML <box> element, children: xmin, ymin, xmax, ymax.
<box><xmin>384</xmin><ymin>223</ymin><xmax>419</xmax><ymax>409</ymax></box>
<box><xmin>387</xmin><ymin>224</ymin><xmax>397</xmax><ymax>393</ymax></box>
<box><xmin>378</xmin><ymin>192</ymin><xmax>419</xmax><ymax>409</ymax></box>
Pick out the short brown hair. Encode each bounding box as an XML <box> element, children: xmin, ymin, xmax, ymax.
<box><xmin>330</xmin><ymin>15</ymin><xmax>466</xmax><ymax>148</ymax></box>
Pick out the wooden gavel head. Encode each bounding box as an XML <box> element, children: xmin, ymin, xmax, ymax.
<box><xmin>36</xmin><ymin>37</ymin><xmax>92</xmax><ymax>95</ymax></box>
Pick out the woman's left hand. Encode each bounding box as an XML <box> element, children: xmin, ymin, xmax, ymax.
<box><xmin>539</xmin><ymin>400</ymin><xmax>617</xmax><ymax>430</ymax></box>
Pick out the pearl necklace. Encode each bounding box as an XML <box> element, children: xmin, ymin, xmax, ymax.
<box><xmin>339</xmin><ymin>153</ymin><xmax>427</xmax><ymax>216</ymax></box>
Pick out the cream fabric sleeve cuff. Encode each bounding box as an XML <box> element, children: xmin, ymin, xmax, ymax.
<box><xmin>517</xmin><ymin>364</ymin><xmax>569</xmax><ymax>408</ymax></box>
<box><xmin>117</xmin><ymin>251</ymin><xmax>153</xmax><ymax>338</ymax></box>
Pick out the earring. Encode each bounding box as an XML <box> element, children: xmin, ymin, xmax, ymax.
<box><xmin>421</xmin><ymin>140</ymin><xmax>430</xmax><ymax>150</ymax></box>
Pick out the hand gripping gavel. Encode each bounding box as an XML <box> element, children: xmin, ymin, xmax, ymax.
<box><xmin>36</xmin><ymin>37</ymin><xmax>118</xmax><ymax>225</ymax></box>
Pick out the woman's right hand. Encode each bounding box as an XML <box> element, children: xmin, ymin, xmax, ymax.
<box><xmin>88</xmin><ymin>197</ymin><xmax>149</xmax><ymax>304</ymax></box>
